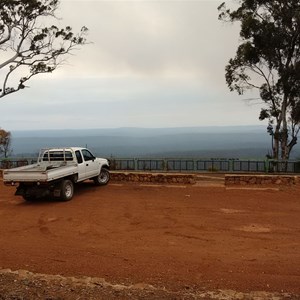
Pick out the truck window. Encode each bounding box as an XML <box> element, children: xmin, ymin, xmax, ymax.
<box><xmin>75</xmin><ymin>150</ymin><xmax>83</xmax><ymax>164</ymax></box>
<box><xmin>82</xmin><ymin>149</ymin><xmax>95</xmax><ymax>161</ymax></box>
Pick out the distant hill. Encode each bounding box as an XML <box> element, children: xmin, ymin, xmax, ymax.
<box><xmin>9</xmin><ymin>126</ymin><xmax>300</xmax><ymax>159</ymax></box>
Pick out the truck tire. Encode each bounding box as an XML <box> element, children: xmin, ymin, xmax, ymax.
<box><xmin>94</xmin><ymin>168</ymin><xmax>110</xmax><ymax>186</ymax></box>
<box><xmin>60</xmin><ymin>179</ymin><xmax>74</xmax><ymax>201</ymax></box>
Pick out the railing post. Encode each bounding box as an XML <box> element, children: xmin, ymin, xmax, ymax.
<box><xmin>163</xmin><ymin>159</ymin><xmax>168</xmax><ymax>172</ymax></box>
<box><xmin>264</xmin><ymin>158</ymin><xmax>269</xmax><ymax>173</ymax></box>
<box><xmin>134</xmin><ymin>158</ymin><xmax>138</xmax><ymax>171</ymax></box>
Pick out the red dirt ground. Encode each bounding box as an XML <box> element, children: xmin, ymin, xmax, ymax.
<box><xmin>0</xmin><ymin>180</ymin><xmax>300</xmax><ymax>298</ymax></box>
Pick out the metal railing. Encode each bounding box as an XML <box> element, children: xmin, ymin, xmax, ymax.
<box><xmin>108</xmin><ymin>158</ymin><xmax>300</xmax><ymax>173</ymax></box>
<box><xmin>1</xmin><ymin>157</ymin><xmax>300</xmax><ymax>173</ymax></box>
<box><xmin>0</xmin><ymin>159</ymin><xmax>36</xmax><ymax>169</ymax></box>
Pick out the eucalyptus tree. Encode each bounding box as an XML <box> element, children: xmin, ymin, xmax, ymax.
<box><xmin>0</xmin><ymin>0</ymin><xmax>88</xmax><ymax>99</ymax></box>
<box><xmin>0</xmin><ymin>128</ymin><xmax>11</xmax><ymax>158</ymax></box>
<box><xmin>218</xmin><ymin>0</ymin><xmax>300</xmax><ymax>160</ymax></box>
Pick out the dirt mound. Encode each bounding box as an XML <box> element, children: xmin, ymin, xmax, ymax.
<box><xmin>0</xmin><ymin>269</ymin><xmax>296</xmax><ymax>300</ymax></box>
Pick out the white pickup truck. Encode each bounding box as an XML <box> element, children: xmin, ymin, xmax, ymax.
<box><xmin>3</xmin><ymin>147</ymin><xmax>110</xmax><ymax>201</ymax></box>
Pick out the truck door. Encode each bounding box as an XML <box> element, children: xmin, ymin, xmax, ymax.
<box><xmin>81</xmin><ymin>149</ymin><xmax>99</xmax><ymax>178</ymax></box>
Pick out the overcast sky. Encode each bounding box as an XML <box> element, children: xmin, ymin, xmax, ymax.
<box><xmin>1</xmin><ymin>0</ymin><xmax>266</xmax><ymax>131</ymax></box>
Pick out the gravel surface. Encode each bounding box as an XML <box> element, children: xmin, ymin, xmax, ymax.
<box><xmin>1</xmin><ymin>180</ymin><xmax>300</xmax><ymax>299</ymax></box>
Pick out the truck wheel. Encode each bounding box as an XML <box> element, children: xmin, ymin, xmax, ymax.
<box><xmin>94</xmin><ymin>168</ymin><xmax>110</xmax><ymax>186</ymax></box>
<box><xmin>60</xmin><ymin>179</ymin><xmax>74</xmax><ymax>201</ymax></box>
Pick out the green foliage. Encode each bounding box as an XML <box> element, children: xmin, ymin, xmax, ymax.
<box><xmin>219</xmin><ymin>0</ymin><xmax>300</xmax><ymax>160</ymax></box>
<box><xmin>0</xmin><ymin>0</ymin><xmax>88</xmax><ymax>98</ymax></box>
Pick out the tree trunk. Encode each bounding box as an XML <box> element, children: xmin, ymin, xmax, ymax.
<box><xmin>273</xmin><ymin>126</ymin><xmax>280</xmax><ymax>160</ymax></box>
<box><xmin>287</xmin><ymin>136</ymin><xmax>298</xmax><ymax>159</ymax></box>
<box><xmin>280</xmin><ymin>129</ymin><xmax>289</xmax><ymax>160</ymax></box>
<box><xmin>280</xmin><ymin>96</ymin><xmax>289</xmax><ymax>161</ymax></box>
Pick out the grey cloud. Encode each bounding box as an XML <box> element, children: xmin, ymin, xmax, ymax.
<box><xmin>1</xmin><ymin>0</ymin><xmax>263</xmax><ymax>131</ymax></box>
<box><xmin>58</xmin><ymin>1</ymin><xmax>239</xmax><ymax>80</ymax></box>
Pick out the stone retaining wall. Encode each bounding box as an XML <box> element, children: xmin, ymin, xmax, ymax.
<box><xmin>0</xmin><ymin>170</ymin><xmax>196</xmax><ymax>184</ymax></box>
<box><xmin>225</xmin><ymin>174</ymin><xmax>299</xmax><ymax>186</ymax></box>
<box><xmin>110</xmin><ymin>172</ymin><xmax>196</xmax><ymax>184</ymax></box>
